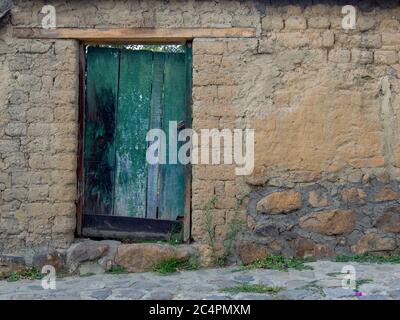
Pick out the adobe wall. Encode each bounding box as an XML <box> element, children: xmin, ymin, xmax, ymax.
<box><xmin>1</xmin><ymin>0</ymin><xmax>400</xmax><ymax>262</ymax></box>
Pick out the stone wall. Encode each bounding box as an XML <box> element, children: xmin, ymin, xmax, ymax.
<box><xmin>1</xmin><ymin>0</ymin><xmax>400</xmax><ymax>261</ymax></box>
<box><xmin>238</xmin><ymin>178</ymin><xmax>400</xmax><ymax>263</ymax></box>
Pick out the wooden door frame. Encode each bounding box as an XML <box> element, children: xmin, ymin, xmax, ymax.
<box><xmin>14</xmin><ymin>27</ymin><xmax>256</xmax><ymax>242</ymax></box>
<box><xmin>76</xmin><ymin>42</ymin><xmax>192</xmax><ymax>242</ymax></box>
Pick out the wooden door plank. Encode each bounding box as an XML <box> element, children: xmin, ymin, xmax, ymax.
<box><xmin>83</xmin><ymin>46</ymin><xmax>119</xmax><ymax>215</ymax></box>
<box><xmin>183</xmin><ymin>43</ymin><xmax>193</xmax><ymax>242</ymax></box>
<box><xmin>158</xmin><ymin>52</ymin><xmax>186</xmax><ymax>221</ymax></box>
<box><xmin>82</xmin><ymin>214</ymin><xmax>182</xmax><ymax>241</ymax></box>
<box><xmin>13</xmin><ymin>27</ymin><xmax>256</xmax><ymax>41</ymax></box>
<box><xmin>146</xmin><ymin>52</ymin><xmax>165</xmax><ymax>219</ymax></box>
<box><xmin>76</xmin><ymin>42</ymin><xmax>86</xmax><ymax>235</ymax></box>
<box><xmin>114</xmin><ymin>50</ymin><xmax>153</xmax><ymax>217</ymax></box>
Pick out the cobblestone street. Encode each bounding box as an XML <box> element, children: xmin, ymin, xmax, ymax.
<box><xmin>1</xmin><ymin>261</ymin><xmax>400</xmax><ymax>300</ymax></box>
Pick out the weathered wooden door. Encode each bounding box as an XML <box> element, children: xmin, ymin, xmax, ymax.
<box><xmin>79</xmin><ymin>45</ymin><xmax>192</xmax><ymax>240</ymax></box>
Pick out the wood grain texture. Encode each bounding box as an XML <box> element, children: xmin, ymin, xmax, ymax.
<box><xmin>76</xmin><ymin>42</ymin><xmax>86</xmax><ymax>234</ymax></box>
<box><xmin>114</xmin><ymin>50</ymin><xmax>153</xmax><ymax>217</ymax></box>
<box><xmin>13</xmin><ymin>27</ymin><xmax>256</xmax><ymax>41</ymax></box>
<box><xmin>158</xmin><ymin>52</ymin><xmax>186</xmax><ymax>221</ymax></box>
<box><xmin>183</xmin><ymin>44</ymin><xmax>193</xmax><ymax>241</ymax></box>
<box><xmin>82</xmin><ymin>44</ymin><xmax>192</xmax><ymax>235</ymax></box>
<box><xmin>83</xmin><ymin>47</ymin><xmax>119</xmax><ymax>215</ymax></box>
<box><xmin>146</xmin><ymin>52</ymin><xmax>165</xmax><ymax>219</ymax></box>
<box><xmin>82</xmin><ymin>214</ymin><xmax>182</xmax><ymax>241</ymax></box>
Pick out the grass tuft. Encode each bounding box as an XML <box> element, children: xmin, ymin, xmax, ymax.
<box><xmin>167</xmin><ymin>224</ymin><xmax>184</xmax><ymax>245</ymax></box>
<box><xmin>79</xmin><ymin>272</ymin><xmax>96</xmax><ymax>278</ymax></box>
<box><xmin>106</xmin><ymin>265</ymin><xmax>128</xmax><ymax>275</ymax></box>
<box><xmin>302</xmin><ymin>281</ymin><xmax>326</xmax><ymax>297</ymax></box>
<box><xmin>152</xmin><ymin>258</ymin><xmax>200</xmax><ymax>275</ymax></box>
<box><xmin>240</xmin><ymin>255</ymin><xmax>314</xmax><ymax>272</ymax></box>
<box><xmin>221</xmin><ymin>283</ymin><xmax>283</xmax><ymax>294</ymax></box>
<box><xmin>334</xmin><ymin>252</ymin><xmax>400</xmax><ymax>264</ymax></box>
<box><xmin>355</xmin><ymin>279</ymin><xmax>373</xmax><ymax>291</ymax></box>
<box><xmin>7</xmin><ymin>267</ymin><xmax>43</xmax><ymax>282</ymax></box>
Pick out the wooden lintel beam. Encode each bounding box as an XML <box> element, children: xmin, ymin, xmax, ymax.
<box><xmin>13</xmin><ymin>27</ymin><xmax>256</xmax><ymax>41</ymax></box>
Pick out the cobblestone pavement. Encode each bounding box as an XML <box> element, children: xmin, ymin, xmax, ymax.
<box><xmin>1</xmin><ymin>261</ymin><xmax>400</xmax><ymax>300</ymax></box>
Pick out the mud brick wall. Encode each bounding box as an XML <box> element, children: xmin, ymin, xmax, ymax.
<box><xmin>0</xmin><ymin>29</ymin><xmax>78</xmax><ymax>253</ymax></box>
<box><xmin>1</xmin><ymin>0</ymin><xmax>400</xmax><ymax>260</ymax></box>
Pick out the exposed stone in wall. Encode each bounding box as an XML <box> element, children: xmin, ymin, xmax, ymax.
<box><xmin>298</xmin><ymin>209</ymin><xmax>356</xmax><ymax>236</ymax></box>
<box><xmin>256</xmin><ymin>190</ymin><xmax>302</xmax><ymax>214</ymax></box>
<box><xmin>239</xmin><ymin>178</ymin><xmax>400</xmax><ymax>261</ymax></box>
<box><xmin>115</xmin><ymin>243</ymin><xmax>196</xmax><ymax>273</ymax></box>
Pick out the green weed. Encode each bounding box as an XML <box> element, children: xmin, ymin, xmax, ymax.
<box><xmin>334</xmin><ymin>252</ymin><xmax>400</xmax><ymax>264</ymax></box>
<box><xmin>240</xmin><ymin>255</ymin><xmax>314</xmax><ymax>272</ymax></box>
<box><xmin>221</xmin><ymin>283</ymin><xmax>283</xmax><ymax>294</ymax></box>
<box><xmin>355</xmin><ymin>279</ymin><xmax>373</xmax><ymax>291</ymax></box>
<box><xmin>7</xmin><ymin>267</ymin><xmax>43</xmax><ymax>282</ymax></box>
<box><xmin>106</xmin><ymin>265</ymin><xmax>128</xmax><ymax>275</ymax></box>
<box><xmin>302</xmin><ymin>281</ymin><xmax>326</xmax><ymax>297</ymax></box>
<box><xmin>79</xmin><ymin>272</ymin><xmax>96</xmax><ymax>278</ymax></box>
<box><xmin>152</xmin><ymin>258</ymin><xmax>200</xmax><ymax>275</ymax></box>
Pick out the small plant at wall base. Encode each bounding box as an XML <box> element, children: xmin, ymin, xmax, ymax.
<box><xmin>220</xmin><ymin>284</ymin><xmax>283</xmax><ymax>294</ymax></box>
<box><xmin>167</xmin><ymin>224</ymin><xmax>184</xmax><ymax>245</ymax></box>
<box><xmin>203</xmin><ymin>195</ymin><xmax>219</xmax><ymax>261</ymax></box>
<box><xmin>203</xmin><ymin>194</ymin><xmax>248</xmax><ymax>266</ymax></box>
<box><xmin>152</xmin><ymin>257</ymin><xmax>200</xmax><ymax>275</ymax></box>
<box><xmin>241</xmin><ymin>255</ymin><xmax>314</xmax><ymax>272</ymax></box>
<box><xmin>219</xmin><ymin>193</ymin><xmax>248</xmax><ymax>266</ymax></box>
<box><xmin>106</xmin><ymin>265</ymin><xmax>128</xmax><ymax>275</ymax></box>
<box><xmin>7</xmin><ymin>267</ymin><xmax>43</xmax><ymax>282</ymax></box>
<box><xmin>302</xmin><ymin>281</ymin><xmax>326</xmax><ymax>297</ymax></box>
<box><xmin>355</xmin><ymin>279</ymin><xmax>373</xmax><ymax>291</ymax></box>
<box><xmin>334</xmin><ymin>252</ymin><xmax>400</xmax><ymax>264</ymax></box>
<box><xmin>79</xmin><ymin>272</ymin><xmax>96</xmax><ymax>278</ymax></box>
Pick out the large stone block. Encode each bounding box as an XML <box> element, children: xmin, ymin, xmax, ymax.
<box><xmin>115</xmin><ymin>244</ymin><xmax>195</xmax><ymax>272</ymax></box>
<box><xmin>32</xmin><ymin>251</ymin><xmax>65</xmax><ymax>271</ymax></box>
<box><xmin>294</xmin><ymin>238</ymin><xmax>333</xmax><ymax>259</ymax></box>
<box><xmin>351</xmin><ymin>233</ymin><xmax>396</xmax><ymax>254</ymax></box>
<box><xmin>0</xmin><ymin>255</ymin><xmax>25</xmax><ymax>278</ymax></box>
<box><xmin>236</xmin><ymin>240</ymin><xmax>269</xmax><ymax>265</ymax></box>
<box><xmin>299</xmin><ymin>210</ymin><xmax>356</xmax><ymax>235</ymax></box>
<box><xmin>256</xmin><ymin>190</ymin><xmax>302</xmax><ymax>214</ymax></box>
<box><xmin>374</xmin><ymin>187</ymin><xmax>399</xmax><ymax>202</ymax></box>
<box><xmin>341</xmin><ymin>188</ymin><xmax>366</xmax><ymax>205</ymax></box>
<box><xmin>66</xmin><ymin>241</ymin><xmax>109</xmax><ymax>270</ymax></box>
<box><xmin>376</xmin><ymin>206</ymin><xmax>400</xmax><ymax>233</ymax></box>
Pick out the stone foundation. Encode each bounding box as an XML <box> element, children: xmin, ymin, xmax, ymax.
<box><xmin>238</xmin><ymin>177</ymin><xmax>400</xmax><ymax>263</ymax></box>
<box><xmin>0</xmin><ymin>240</ymin><xmax>205</xmax><ymax>277</ymax></box>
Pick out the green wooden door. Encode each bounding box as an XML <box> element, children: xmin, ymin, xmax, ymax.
<box><xmin>114</xmin><ymin>50</ymin><xmax>153</xmax><ymax>218</ymax></box>
<box><xmin>82</xmin><ymin>45</ymin><xmax>192</xmax><ymax>238</ymax></box>
<box><xmin>83</xmin><ymin>47</ymin><xmax>119</xmax><ymax>216</ymax></box>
